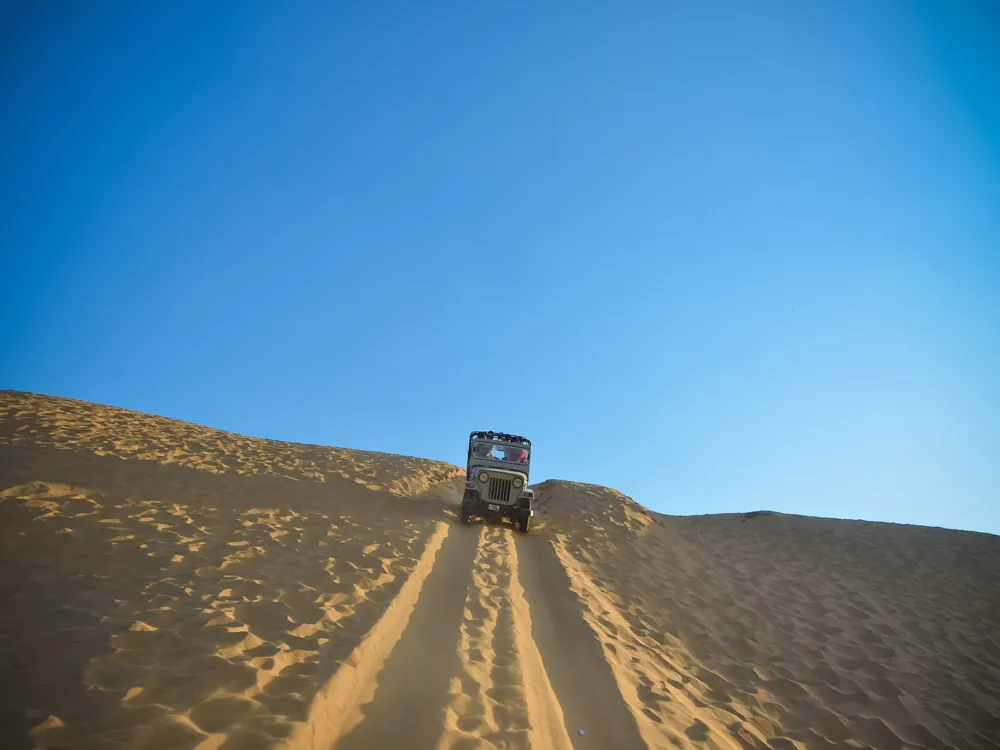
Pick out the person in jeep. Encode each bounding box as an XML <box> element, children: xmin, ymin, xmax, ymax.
<box><xmin>460</xmin><ymin>431</ymin><xmax>534</xmax><ymax>532</ymax></box>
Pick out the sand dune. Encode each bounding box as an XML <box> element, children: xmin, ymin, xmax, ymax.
<box><xmin>2</xmin><ymin>391</ymin><xmax>999</xmax><ymax>749</ymax></box>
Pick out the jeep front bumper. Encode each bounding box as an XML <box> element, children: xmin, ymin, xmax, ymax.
<box><xmin>477</xmin><ymin>501</ymin><xmax>533</xmax><ymax>518</ymax></box>
<box><xmin>464</xmin><ymin>483</ymin><xmax>533</xmax><ymax>517</ymax></box>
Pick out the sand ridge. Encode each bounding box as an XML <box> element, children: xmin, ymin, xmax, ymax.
<box><xmin>1</xmin><ymin>391</ymin><xmax>464</xmax><ymax>499</ymax></box>
<box><xmin>2</xmin><ymin>391</ymin><xmax>1000</xmax><ymax>749</ymax></box>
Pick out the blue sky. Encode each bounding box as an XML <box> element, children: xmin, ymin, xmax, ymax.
<box><xmin>2</xmin><ymin>1</ymin><xmax>998</xmax><ymax>534</ymax></box>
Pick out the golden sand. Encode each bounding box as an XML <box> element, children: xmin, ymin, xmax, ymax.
<box><xmin>2</xmin><ymin>391</ymin><xmax>998</xmax><ymax>749</ymax></box>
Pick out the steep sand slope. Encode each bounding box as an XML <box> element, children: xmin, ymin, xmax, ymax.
<box><xmin>2</xmin><ymin>391</ymin><xmax>999</xmax><ymax>749</ymax></box>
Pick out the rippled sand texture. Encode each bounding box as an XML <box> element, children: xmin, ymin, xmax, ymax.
<box><xmin>533</xmin><ymin>481</ymin><xmax>1000</xmax><ymax>749</ymax></box>
<box><xmin>3</xmin><ymin>390</ymin><xmax>1000</xmax><ymax>749</ymax></box>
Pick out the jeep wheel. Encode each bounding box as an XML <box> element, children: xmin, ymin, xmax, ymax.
<box><xmin>516</xmin><ymin>513</ymin><xmax>530</xmax><ymax>533</ymax></box>
<box><xmin>460</xmin><ymin>503</ymin><xmax>472</xmax><ymax>524</ymax></box>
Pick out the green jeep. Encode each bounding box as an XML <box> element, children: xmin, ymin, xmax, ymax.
<box><xmin>460</xmin><ymin>431</ymin><xmax>534</xmax><ymax>533</ymax></box>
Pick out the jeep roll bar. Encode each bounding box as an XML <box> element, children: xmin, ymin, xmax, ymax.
<box><xmin>469</xmin><ymin>431</ymin><xmax>531</xmax><ymax>447</ymax></box>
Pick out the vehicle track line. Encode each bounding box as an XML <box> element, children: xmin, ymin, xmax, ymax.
<box><xmin>438</xmin><ymin>525</ymin><xmax>504</xmax><ymax>746</ymax></box>
<box><xmin>279</xmin><ymin>521</ymin><xmax>451</xmax><ymax>750</ymax></box>
<box><xmin>336</xmin><ymin>524</ymin><xmax>483</xmax><ymax>749</ymax></box>
<box><xmin>514</xmin><ymin>532</ymin><xmax>647</xmax><ymax>749</ymax></box>
<box><xmin>505</xmin><ymin>531</ymin><xmax>575</xmax><ymax>750</ymax></box>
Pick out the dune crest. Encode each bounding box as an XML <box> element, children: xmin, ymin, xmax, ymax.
<box><xmin>2</xmin><ymin>391</ymin><xmax>999</xmax><ymax>749</ymax></box>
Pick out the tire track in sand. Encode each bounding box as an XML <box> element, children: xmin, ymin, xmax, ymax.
<box><xmin>439</xmin><ymin>524</ymin><xmax>528</xmax><ymax>748</ymax></box>
<box><xmin>439</xmin><ymin>525</ymin><xmax>573</xmax><ymax>750</ymax></box>
<box><xmin>335</xmin><ymin>523</ymin><xmax>482</xmax><ymax>749</ymax></box>
<box><xmin>514</xmin><ymin>532</ymin><xmax>647</xmax><ymax>749</ymax></box>
<box><xmin>506</xmin><ymin>531</ymin><xmax>576</xmax><ymax>750</ymax></box>
<box><xmin>279</xmin><ymin>521</ymin><xmax>453</xmax><ymax>749</ymax></box>
<box><xmin>287</xmin><ymin>520</ymin><xmax>641</xmax><ymax>750</ymax></box>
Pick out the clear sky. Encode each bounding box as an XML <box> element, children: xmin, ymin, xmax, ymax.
<box><xmin>3</xmin><ymin>1</ymin><xmax>998</xmax><ymax>535</ymax></box>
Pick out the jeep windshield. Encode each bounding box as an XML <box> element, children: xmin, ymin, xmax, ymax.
<box><xmin>470</xmin><ymin>442</ymin><xmax>529</xmax><ymax>464</ymax></box>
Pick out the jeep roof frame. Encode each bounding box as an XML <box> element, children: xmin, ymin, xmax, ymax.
<box><xmin>468</xmin><ymin>431</ymin><xmax>531</xmax><ymax>447</ymax></box>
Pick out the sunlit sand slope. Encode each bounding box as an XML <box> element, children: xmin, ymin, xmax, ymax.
<box><xmin>2</xmin><ymin>391</ymin><xmax>998</xmax><ymax>749</ymax></box>
<box><xmin>532</xmin><ymin>481</ymin><xmax>1000</xmax><ymax>749</ymax></box>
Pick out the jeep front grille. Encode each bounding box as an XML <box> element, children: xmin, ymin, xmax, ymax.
<box><xmin>488</xmin><ymin>476</ymin><xmax>513</xmax><ymax>504</ymax></box>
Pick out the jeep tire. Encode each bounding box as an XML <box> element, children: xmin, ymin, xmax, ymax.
<box><xmin>516</xmin><ymin>512</ymin><xmax>530</xmax><ymax>533</ymax></box>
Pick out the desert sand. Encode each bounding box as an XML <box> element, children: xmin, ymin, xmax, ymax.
<box><xmin>1</xmin><ymin>390</ymin><xmax>999</xmax><ymax>749</ymax></box>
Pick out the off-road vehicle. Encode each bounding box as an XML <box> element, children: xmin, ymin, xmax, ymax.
<box><xmin>460</xmin><ymin>431</ymin><xmax>534</xmax><ymax>532</ymax></box>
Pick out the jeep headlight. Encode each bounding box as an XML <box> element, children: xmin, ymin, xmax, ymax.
<box><xmin>513</xmin><ymin>477</ymin><xmax>523</xmax><ymax>488</ymax></box>
<box><xmin>478</xmin><ymin>472</ymin><xmax>488</xmax><ymax>483</ymax></box>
